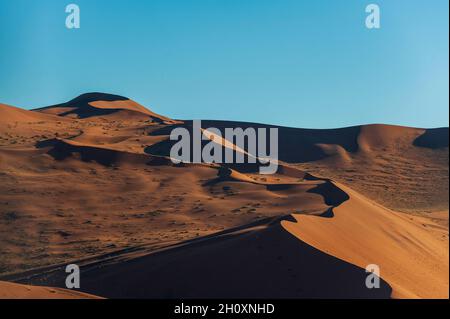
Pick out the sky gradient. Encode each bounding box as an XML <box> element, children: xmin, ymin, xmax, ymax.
<box><xmin>0</xmin><ymin>0</ymin><xmax>448</xmax><ymax>128</ymax></box>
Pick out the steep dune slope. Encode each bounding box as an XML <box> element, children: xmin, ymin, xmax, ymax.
<box><xmin>8</xmin><ymin>217</ymin><xmax>391</xmax><ymax>299</ymax></box>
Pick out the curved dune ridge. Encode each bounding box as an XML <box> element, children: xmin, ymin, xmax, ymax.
<box><xmin>282</xmin><ymin>182</ymin><xmax>449</xmax><ymax>299</ymax></box>
<box><xmin>0</xmin><ymin>93</ymin><xmax>448</xmax><ymax>299</ymax></box>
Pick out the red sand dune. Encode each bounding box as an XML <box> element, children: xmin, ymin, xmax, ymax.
<box><xmin>34</xmin><ymin>92</ymin><xmax>179</xmax><ymax>124</ymax></box>
<box><xmin>283</xmin><ymin>182</ymin><xmax>448</xmax><ymax>298</ymax></box>
<box><xmin>0</xmin><ymin>93</ymin><xmax>448</xmax><ymax>299</ymax></box>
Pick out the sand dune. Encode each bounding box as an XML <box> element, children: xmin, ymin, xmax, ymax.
<box><xmin>282</xmin><ymin>182</ymin><xmax>449</xmax><ymax>298</ymax></box>
<box><xmin>0</xmin><ymin>280</ymin><xmax>100</xmax><ymax>299</ymax></box>
<box><xmin>34</xmin><ymin>92</ymin><xmax>179</xmax><ymax>124</ymax></box>
<box><xmin>5</xmin><ymin>216</ymin><xmax>391</xmax><ymax>299</ymax></box>
<box><xmin>0</xmin><ymin>93</ymin><xmax>448</xmax><ymax>298</ymax></box>
<box><xmin>0</xmin><ymin>103</ymin><xmax>62</xmax><ymax>124</ymax></box>
<box><xmin>6</xmin><ymin>171</ymin><xmax>443</xmax><ymax>299</ymax></box>
<box><xmin>144</xmin><ymin>120</ymin><xmax>448</xmax><ymax>212</ymax></box>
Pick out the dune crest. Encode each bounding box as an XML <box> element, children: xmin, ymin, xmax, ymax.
<box><xmin>34</xmin><ymin>92</ymin><xmax>180</xmax><ymax>124</ymax></box>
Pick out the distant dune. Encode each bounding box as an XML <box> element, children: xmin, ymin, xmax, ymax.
<box><xmin>0</xmin><ymin>103</ymin><xmax>63</xmax><ymax>124</ymax></box>
<box><xmin>34</xmin><ymin>92</ymin><xmax>178</xmax><ymax>124</ymax></box>
<box><xmin>0</xmin><ymin>93</ymin><xmax>448</xmax><ymax>299</ymax></box>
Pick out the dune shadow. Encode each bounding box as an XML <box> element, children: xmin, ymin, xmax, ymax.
<box><xmin>144</xmin><ymin>121</ymin><xmax>362</xmax><ymax>163</ymax></box>
<box><xmin>35</xmin><ymin>138</ymin><xmax>156</xmax><ymax>167</ymax></box>
<box><xmin>12</xmin><ymin>216</ymin><xmax>392</xmax><ymax>299</ymax></box>
<box><xmin>413</xmin><ymin>128</ymin><xmax>449</xmax><ymax>149</ymax></box>
<box><xmin>307</xmin><ymin>181</ymin><xmax>350</xmax><ymax>207</ymax></box>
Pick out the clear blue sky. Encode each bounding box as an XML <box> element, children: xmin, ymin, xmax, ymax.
<box><xmin>0</xmin><ymin>0</ymin><xmax>448</xmax><ymax>128</ymax></box>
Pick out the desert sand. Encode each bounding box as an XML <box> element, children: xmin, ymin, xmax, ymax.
<box><xmin>0</xmin><ymin>280</ymin><xmax>100</xmax><ymax>299</ymax></box>
<box><xmin>0</xmin><ymin>93</ymin><xmax>448</xmax><ymax>298</ymax></box>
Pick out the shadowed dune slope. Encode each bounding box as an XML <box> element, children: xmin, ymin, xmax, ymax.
<box><xmin>10</xmin><ymin>217</ymin><xmax>392</xmax><ymax>299</ymax></box>
<box><xmin>413</xmin><ymin>127</ymin><xmax>449</xmax><ymax>149</ymax></box>
<box><xmin>36</xmin><ymin>138</ymin><xmax>171</xmax><ymax>166</ymax></box>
